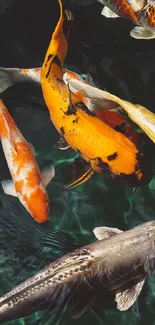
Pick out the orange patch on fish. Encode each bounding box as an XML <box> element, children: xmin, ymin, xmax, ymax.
<box><xmin>20</xmin><ymin>68</ymin><xmax>28</xmax><ymax>75</ymax></box>
<box><xmin>24</xmin><ymin>187</ymin><xmax>49</xmax><ymax>223</ymax></box>
<box><xmin>113</xmin><ymin>0</ymin><xmax>139</xmax><ymax>22</ymax></box>
<box><xmin>25</xmin><ymin>169</ymin><xmax>40</xmax><ymax>189</ymax></box>
<box><xmin>15</xmin><ymin>180</ymin><xmax>24</xmax><ymax>193</ymax></box>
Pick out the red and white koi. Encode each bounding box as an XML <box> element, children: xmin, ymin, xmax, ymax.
<box><xmin>97</xmin><ymin>0</ymin><xmax>155</xmax><ymax>40</ymax></box>
<box><xmin>0</xmin><ymin>99</ymin><xmax>55</xmax><ymax>223</ymax></box>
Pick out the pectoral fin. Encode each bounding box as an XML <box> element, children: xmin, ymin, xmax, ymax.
<box><xmin>41</xmin><ymin>165</ymin><xmax>55</xmax><ymax>187</ymax></box>
<box><xmin>64</xmin><ymin>158</ymin><xmax>94</xmax><ymax>190</ymax></box>
<box><xmin>130</xmin><ymin>26</ymin><xmax>155</xmax><ymax>39</ymax></box>
<box><xmin>101</xmin><ymin>6</ymin><xmax>119</xmax><ymax>18</ymax></box>
<box><xmin>115</xmin><ymin>277</ymin><xmax>146</xmax><ymax>311</ymax></box>
<box><xmin>93</xmin><ymin>226</ymin><xmax>123</xmax><ymax>240</ymax></box>
<box><xmin>57</xmin><ymin>137</ymin><xmax>70</xmax><ymax>150</ymax></box>
<box><xmin>1</xmin><ymin>179</ymin><xmax>17</xmax><ymax>197</ymax></box>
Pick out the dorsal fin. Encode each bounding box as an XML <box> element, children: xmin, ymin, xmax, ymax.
<box><xmin>93</xmin><ymin>226</ymin><xmax>123</xmax><ymax>240</ymax></box>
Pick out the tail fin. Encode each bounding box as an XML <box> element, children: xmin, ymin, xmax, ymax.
<box><xmin>63</xmin><ymin>8</ymin><xmax>74</xmax><ymax>40</ymax></box>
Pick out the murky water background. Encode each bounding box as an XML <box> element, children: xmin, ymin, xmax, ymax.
<box><xmin>1</xmin><ymin>0</ymin><xmax>155</xmax><ymax>324</ymax></box>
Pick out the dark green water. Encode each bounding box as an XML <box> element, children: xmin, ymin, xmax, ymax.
<box><xmin>0</xmin><ymin>0</ymin><xmax>155</xmax><ymax>324</ymax></box>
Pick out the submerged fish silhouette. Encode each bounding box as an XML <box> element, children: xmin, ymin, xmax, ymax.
<box><xmin>0</xmin><ymin>221</ymin><xmax>155</xmax><ymax>323</ymax></box>
<box><xmin>0</xmin><ymin>0</ymin><xmax>14</xmax><ymax>15</ymax></box>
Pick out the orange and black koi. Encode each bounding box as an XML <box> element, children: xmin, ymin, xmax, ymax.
<box><xmin>41</xmin><ymin>0</ymin><xmax>152</xmax><ymax>189</ymax></box>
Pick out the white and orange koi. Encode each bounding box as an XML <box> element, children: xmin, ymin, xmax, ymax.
<box><xmin>0</xmin><ymin>99</ymin><xmax>55</xmax><ymax>223</ymax></box>
<box><xmin>0</xmin><ymin>66</ymin><xmax>116</xmax><ymax>112</ymax></box>
<box><xmin>0</xmin><ymin>66</ymin><xmax>95</xmax><ymax>106</ymax></box>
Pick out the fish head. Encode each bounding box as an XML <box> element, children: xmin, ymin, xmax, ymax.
<box><xmin>91</xmin><ymin>222</ymin><xmax>155</xmax><ymax>273</ymax></box>
<box><xmin>18</xmin><ymin>184</ymin><xmax>50</xmax><ymax>223</ymax></box>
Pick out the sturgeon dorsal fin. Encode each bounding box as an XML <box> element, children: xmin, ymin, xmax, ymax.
<box><xmin>93</xmin><ymin>226</ymin><xmax>123</xmax><ymax>240</ymax></box>
<box><xmin>115</xmin><ymin>277</ymin><xmax>146</xmax><ymax>311</ymax></box>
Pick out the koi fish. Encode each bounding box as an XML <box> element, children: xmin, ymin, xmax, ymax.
<box><xmin>0</xmin><ymin>221</ymin><xmax>154</xmax><ymax>323</ymax></box>
<box><xmin>0</xmin><ymin>66</ymin><xmax>118</xmax><ymax>153</ymax></box>
<box><xmin>41</xmin><ymin>0</ymin><xmax>152</xmax><ymax>189</ymax></box>
<box><xmin>0</xmin><ymin>99</ymin><xmax>55</xmax><ymax>223</ymax></box>
<box><xmin>65</xmin><ymin>74</ymin><xmax>155</xmax><ymax>145</ymax></box>
<box><xmin>0</xmin><ymin>66</ymin><xmax>133</xmax><ymax>151</ymax></box>
<box><xmin>0</xmin><ymin>66</ymin><xmax>118</xmax><ymax>115</ymax></box>
<box><xmin>97</xmin><ymin>0</ymin><xmax>155</xmax><ymax>40</ymax></box>
<box><xmin>0</xmin><ymin>67</ymin><xmax>96</xmax><ymax>112</ymax></box>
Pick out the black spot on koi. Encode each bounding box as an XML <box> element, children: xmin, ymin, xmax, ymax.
<box><xmin>114</xmin><ymin>122</ymin><xmax>127</xmax><ymax>134</ymax></box>
<box><xmin>65</xmin><ymin>102</ymin><xmax>77</xmax><ymax>115</ymax></box>
<box><xmin>47</xmin><ymin>54</ymin><xmax>53</xmax><ymax>62</ymax></box>
<box><xmin>60</xmin><ymin>127</ymin><xmax>65</xmax><ymax>135</ymax></box>
<box><xmin>73</xmin><ymin>117</ymin><xmax>79</xmax><ymax>124</ymax></box>
<box><xmin>75</xmin><ymin>101</ymin><xmax>95</xmax><ymax>117</ymax></box>
<box><xmin>46</xmin><ymin>55</ymin><xmax>62</xmax><ymax>79</ymax></box>
<box><xmin>107</xmin><ymin>152</ymin><xmax>118</xmax><ymax>161</ymax></box>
